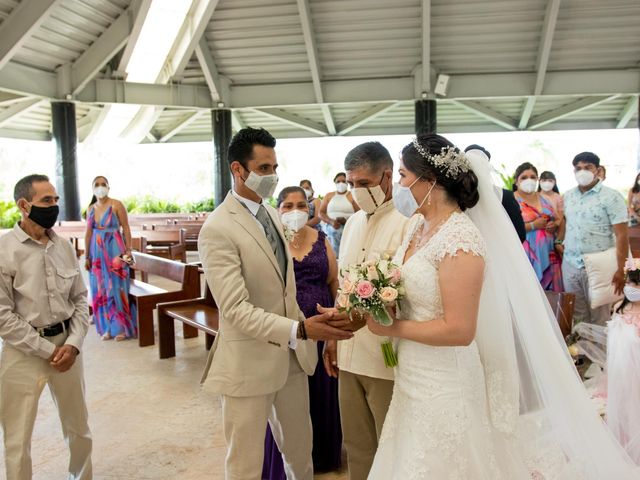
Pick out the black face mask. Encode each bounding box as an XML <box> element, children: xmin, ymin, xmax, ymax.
<box><xmin>27</xmin><ymin>204</ymin><xmax>59</xmax><ymax>229</ymax></box>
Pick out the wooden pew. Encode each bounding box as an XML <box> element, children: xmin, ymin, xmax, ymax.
<box><xmin>152</xmin><ymin>224</ymin><xmax>201</xmax><ymax>252</ymax></box>
<box><xmin>129</xmin><ymin>252</ymin><xmax>200</xmax><ymax>347</ymax></box>
<box><xmin>544</xmin><ymin>291</ymin><xmax>576</xmax><ymax>339</ymax></box>
<box><xmin>142</xmin><ymin>227</ymin><xmax>187</xmax><ymax>262</ymax></box>
<box><xmin>157</xmin><ymin>283</ymin><xmax>219</xmax><ymax>359</ymax></box>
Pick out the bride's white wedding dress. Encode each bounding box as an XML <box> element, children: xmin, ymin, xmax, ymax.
<box><xmin>368</xmin><ymin>150</ymin><xmax>640</xmax><ymax>479</ymax></box>
<box><xmin>369</xmin><ymin>213</ymin><xmax>527</xmax><ymax>479</ymax></box>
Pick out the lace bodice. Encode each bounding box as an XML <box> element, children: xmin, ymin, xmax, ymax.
<box><xmin>394</xmin><ymin>212</ymin><xmax>486</xmax><ymax>323</ymax></box>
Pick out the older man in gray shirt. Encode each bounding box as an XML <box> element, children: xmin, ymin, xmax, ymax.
<box><xmin>0</xmin><ymin>174</ymin><xmax>91</xmax><ymax>479</ymax></box>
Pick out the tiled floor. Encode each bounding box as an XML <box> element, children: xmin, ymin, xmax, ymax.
<box><xmin>0</xmin><ymin>262</ymin><xmax>348</xmax><ymax>479</ymax></box>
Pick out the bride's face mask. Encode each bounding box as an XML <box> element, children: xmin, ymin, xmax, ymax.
<box><xmin>393</xmin><ymin>171</ymin><xmax>436</xmax><ymax>219</ymax></box>
<box><xmin>623</xmin><ymin>283</ymin><xmax>640</xmax><ymax>303</ymax></box>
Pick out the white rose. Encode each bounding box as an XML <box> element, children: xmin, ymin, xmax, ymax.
<box><xmin>367</xmin><ymin>265</ymin><xmax>379</xmax><ymax>281</ymax></box>
<box><xmin>380</xmin><ymin>287</ymin><xmax>398</xmax><ymax>303</ymax></box>
<box><xmin>378</xmin><ymin>260</ymin><xmax>389</xmax><ymax>275</ymax></box>
<box><xmin>337</xmin><ymin>293</ymin><xmax>351</xmax><ymax>309</ymax></box>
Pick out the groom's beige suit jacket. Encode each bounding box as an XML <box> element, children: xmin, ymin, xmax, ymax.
<box><xmin>198</xmin><ymin>192</ymin><xmax>317</xmax><ymax>397</ymax></box>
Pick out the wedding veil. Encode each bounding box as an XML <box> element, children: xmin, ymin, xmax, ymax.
<box><xmin>464</xmin><ymin>149</ymin><xmax>639</xmax><ymax>478</ymax></box>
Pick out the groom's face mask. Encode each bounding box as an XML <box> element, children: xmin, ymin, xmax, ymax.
<box><xmin>348</xmin><ymin>168</ymin><xmax>391</xmax><ymax>215</ymax></box>
<box><xmin>232</xmin><ymin>146</ymin><xmax>279</xmax><ymax>199</ymax></box>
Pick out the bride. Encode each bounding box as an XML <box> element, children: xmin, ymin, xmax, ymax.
<box><xmin>365</xmin><ymin>134</ymin><xmax>639</xmax><ymax>479</ymax></box>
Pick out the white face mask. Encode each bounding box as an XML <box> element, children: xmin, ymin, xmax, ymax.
<box><xmin>623</xmin><ymin>284</ymin><xmax>640</xmax><ymax>303</ymax></box>
<box><xmin>335</xmin><ymin>182</ymin><xmax>348</xmax><ymax>194</ymax></box>
<box><xmin>518</xmin><ymin>178</ymin><xmax>538</xmax><ymax>194</ymax></box>
<box><xmin>575</xmin><ymin>170</ymin><xmax>595</xmax><ymax>187</ymax></box>
<box><xmin>93</xmin><ymin>186</ymin><xmax>109</xmax><ymax>199</ymax></box>
<box><xmin>393</xmin><ymin>177</ymin><xmax>435</xmax><ymax>218</ymax></box>
<box><xmin>281</xmin><ymin>209</ymin><xmax>308</xmax><ymax>233</ymax></box>
<box><xmin>539</xmin><ymin>180</ymin><xmax>555</xmax><ymax>192</ymax></box>
<box><xmin>243</xmin><ymin>170</ymin><xmax>279</xmax><ymax>199</ymax></box>
<box><xmin>303</xmin><ymin>188</ymin><xmax>313</xmax><ymax>199</ymax></box>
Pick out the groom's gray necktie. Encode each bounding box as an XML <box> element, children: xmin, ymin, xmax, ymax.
<box><xmin>255</xmin><ymin>204</ymin><xmax>287</xmax><ymax>278</ymax></box>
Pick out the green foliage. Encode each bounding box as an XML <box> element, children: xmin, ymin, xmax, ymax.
<box><xmin>265</xmin><ymin>197</ymin><xmax>277</xmax><ymax>208</ymax></box>
<box><xmin>0</xmin><ymin>201</ymin><xmax>20</xmax><ymax>228</ymax></box>
<box><xmin>122</xmin><ymin>196</ymin><xmax>215</xmax><ymax>214</ymax></box>
<box><xmin>186</xmin><ymin>197</ymin><xmax>215</xmax><ymax>213</ymax></box>
<box><xmin>497</xmin><ymin>164</ymin><xmax>515</xmax><ymax>191</ymax></box>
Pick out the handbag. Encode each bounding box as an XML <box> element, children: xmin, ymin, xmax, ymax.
<box><xmin>582</xmin><ymin>247</ymin><xmax>623</xmax><ymax>309</ymax></box>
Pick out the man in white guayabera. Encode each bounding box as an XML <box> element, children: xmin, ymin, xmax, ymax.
<box><xmin>323</xmin><ymin>142</ymin><xmax>410</xmax><ymax>480</ymax></box>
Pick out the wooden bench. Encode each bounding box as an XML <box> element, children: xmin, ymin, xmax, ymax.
<box><xmin>544</xmin><ymin>291</ymin><xmax>576</xmax><ymax>339</ymax></box>
<box><xmin>157</xmin><ymin>283</ymin><xmax>219</xmax><ymax>359</ymax></box>
<box><xmin>153</xmin><ymin>223</ymin><xmax>201</xmax><ymax>252</ymax></box>
<box><xmin>129</xmin><ymin>252</ymin><xmax>200</xmax><ymax>347</ymax></box>
<box><xmin>140</xmin><ymin>228</ymin><xmax>187</xmax><ymax>262</ymax></box>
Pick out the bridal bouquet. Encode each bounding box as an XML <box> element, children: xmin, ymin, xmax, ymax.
<box><xmin>336</xmin><ymin>257</ymin><xmax>405</xmax><ymax>367</ymax></box>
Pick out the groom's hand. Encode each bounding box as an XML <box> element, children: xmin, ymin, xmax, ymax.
<box><xmin>317</xmin><ymin>305</ymin><xmax>366</xmax><ymax>332</ymax></box>
<box><xmin>304</xmin><ymin>307</ymin><xmax>354</xmax><ymax>341</ymax></box>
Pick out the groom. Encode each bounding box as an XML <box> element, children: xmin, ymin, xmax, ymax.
<box><xmin>198</xmin><ymin>127</ymin><xmax>353</xmax><ymax>480</ymax></box>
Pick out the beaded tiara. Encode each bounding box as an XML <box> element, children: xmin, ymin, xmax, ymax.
<box><xmin>412</xmin><ymin>138</ymin><xmax>471</xmax><ymax>178</ymax></box>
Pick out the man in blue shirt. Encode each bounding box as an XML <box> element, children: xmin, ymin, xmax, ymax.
<box><xmin>561</xmin><ymin>152</ymin><xmax>628</xmax><ymax>326</ymax></box>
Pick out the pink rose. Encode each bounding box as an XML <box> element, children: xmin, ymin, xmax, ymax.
<box><xmin>356</xmin><ymin>280</ymin><xmax>375</xmax><ymax>299</ymax></box>
<box><xmin>380</xmin><ymin>287</ymin><xmax>398</xmax><ymax>304</ymax></box>
<box><xmin>388</xmin><ymin>268</ymin><xmax>402</xmax><ymax>284</ymax></box>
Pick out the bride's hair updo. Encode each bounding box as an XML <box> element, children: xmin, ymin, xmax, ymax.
<box><xmin>401</xmin><ymin>133</ymin><xmax>479</xmax><ymax>211</ymax></box>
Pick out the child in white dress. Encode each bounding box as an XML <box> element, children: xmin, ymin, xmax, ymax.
<box><xmin>607</xmin><ymin>259</ymin><xmax>640</xmax><ymax>465</ymax></box>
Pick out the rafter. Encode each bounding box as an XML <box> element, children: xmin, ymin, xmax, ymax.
<box><xmin>518</xmin><ymin>0</ymin><xmax>562</xmax><ymax>129</ymax></box>
<box><xmin>0</xmin><ymin>0</ymin><xmax>61</xmax><ymax>71</ymax></box>
<box><xmin>158</xmin><ymin>111</ymin><xmax>205</xmax><ymax>142</ymax></box>
<box><xmin>165</xmin><ymin>0</ymin><xmax>220</xmax><ymax>81</ymax></box>
<box><xmin>195</xmin><ymin>36</ymin><xmax>228</xmax><ymax>103</ymax></box>
<box><xmin>529</xmin><ymin>95</ymin><xmax>617</xmax><ymax>130</ymax></box>
<box><xmin>454</xmin><ymin>100</ymin><xmax>518</xmax><ymax>131</ymax></box>
<box><xmin>296</xmin><ymin>0</ymin><xmax>335</xmax><ymax>134</ymax></box>
<box><xmin>338</xmin><ymin>103</ymin><xmax>399</xmax><ymax>135</ymax></box>
<box><xmin>231</xmin><ymin>110</ymin><xmax>245</xmax><ymax>131</ymax></box>
<box><xmin>0</xmin><ymin>92</ymin><xmax>31</xmax><ymax>106</ymax></box>
<box><xmin>616</xmin><ymin>95</ymin><xmax>638</xmax><ymax>129</ymax></box>
<box><xmin>252</xmin><ymin>108</ymin><xmax>328</xmax><ymax>136</ymax></box>
<box><xmin>116</xmin><ymin>0</ymin><xmax>153</xmax><ymax>72</ymax></box>
<box><xmin>0</xmin><ymin>97</ymin><xmax>41</xmax><ymax>128</ymax></box>
<box><xmin>71</xmin><ymin>5</ymin><xmax>136</xmax><ymax>95</ymax></box>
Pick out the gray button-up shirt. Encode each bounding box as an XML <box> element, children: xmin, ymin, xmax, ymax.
<box><xmin>0</xmin><ymin>223</ymin><xmax>89</xmax><ymax>359</ymax></box>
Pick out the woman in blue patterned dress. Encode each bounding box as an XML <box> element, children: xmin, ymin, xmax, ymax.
<box><xmin>84</xmin><ymin>176</ymin><xmax>137</xmax><ymax>340</ymax></box>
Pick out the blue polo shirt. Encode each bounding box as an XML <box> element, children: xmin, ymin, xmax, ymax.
<box><xmin>563</xmin><ymin>181</ymin><xmax>627</xmax><ymax>269</ymax></box>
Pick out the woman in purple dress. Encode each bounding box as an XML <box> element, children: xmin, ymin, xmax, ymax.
<box><xmin>262</xmin><ymin>187</ymin><xmax>342</xmax><ymax>479</ymax></box>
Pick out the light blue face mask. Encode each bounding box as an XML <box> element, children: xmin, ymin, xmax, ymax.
<box><xmin>392</xmin><ymin>177</ymin><xmax>436</xmax><ymax>218</ymax></box>
<box><xmin>623</xmin><ymin>284</ymin><xmax>640</xmax><ymax>303</ymax></box>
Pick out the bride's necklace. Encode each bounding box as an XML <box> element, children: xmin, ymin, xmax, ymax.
<box><xmin>410</xmin><ymin>209</ymin><xmax>460</xmax><ymax>250</ymax></box>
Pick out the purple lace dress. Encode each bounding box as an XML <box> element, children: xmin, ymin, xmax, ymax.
<box><xmin>262</xmin><ymin>231</ymin><xmax>342</xmax><ymax>478</ymax></box>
